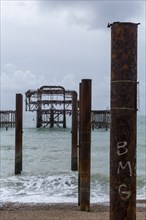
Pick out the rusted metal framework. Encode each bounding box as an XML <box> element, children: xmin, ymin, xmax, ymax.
<box><xmin>0</xmin><ymin>110</ymin><xmax>16</xmax><ymax>128</ymax></box>
<box><xmin>25</xmin><ymin>86</ymin><xmax>77</xmax><ymax>128</ymax></box>
<box><xmin>91</xmin><ymin>110</ymin><xmax>110</xmax><ymax>129</ymax></box>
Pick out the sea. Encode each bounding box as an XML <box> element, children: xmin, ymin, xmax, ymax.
<box><xmin>0</xmin><ymin>114</ymin><xmax>145</xmax><ymax>205</ymax></box>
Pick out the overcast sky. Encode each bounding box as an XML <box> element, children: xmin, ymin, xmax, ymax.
<box><xmin>1</xmin><ymin>0</ymin><xmax>145</xmax><ymax>114</ymax></box>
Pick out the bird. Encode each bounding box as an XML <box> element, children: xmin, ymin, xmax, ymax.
<box><xmin>107</xmin><ymin>23</ymin><xmax>112</xmax><ymax>28</ymax></box>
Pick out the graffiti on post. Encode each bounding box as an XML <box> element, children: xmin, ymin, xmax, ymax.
<box><xmin>116</xmin><ymin>141</ymin><xmax>133</xmax><ymax>201</ymax></box>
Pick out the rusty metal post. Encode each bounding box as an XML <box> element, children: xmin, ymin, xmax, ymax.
<box><xmin>71</xmin><ymin>91</ymin><xmax>78</xmax><ymax>171</ymax></box>
<box><xmin>50</xmin><ymin>107</ymin><xmax>54</xmax><ymax>128</ymax></box>
<box><xmin>36</xmin><ymin>110</ymin><xmax>42</xmax><ymax>128</ymax></box>
<box><xmin>109</xmin><ymin>22</ymin><xmax>139</xmax><ymax>220</ymax></box>
<box><xmin>36</xmin><ymin>92</ymin><xmax>42</xmax><ymax>128</ymax></box>
<box><xmin>80</xmin><ymin>79</ymin><xmax>92</xmax><ymax>211</ymax></box>
<box><xmin>15</xmin><ymin>94</ymin><xmax>23</xmax><ymax>175</ymax></box>
<box><xmin>63</xmin><ymin>89</ymin><xmax>66</xmax><ymax>128</ymax></box>
<box><xmin>78</xmin><ymin>82</ymin><xmax>82</xmax><ymax>206</ymax></box>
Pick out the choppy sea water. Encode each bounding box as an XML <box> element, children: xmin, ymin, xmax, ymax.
<box><xmin>0</xmin><ymin>114</ymin><xmax>145</xmax><ymax>205</ymax></box>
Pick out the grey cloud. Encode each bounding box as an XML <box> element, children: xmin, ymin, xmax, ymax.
<box><xmin>1</xmin><ymin>1</ymin><xmax>145</xmax><ymax>113</ymax></box>
<box><xmin>38</xmin><ymin>1</ymin><xmax>143</xmax><ymax>29</ymax></box>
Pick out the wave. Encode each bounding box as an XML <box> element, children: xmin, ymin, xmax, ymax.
<box><xmin>0</xmin><ymin>172</ymin><xmax>145</xmax><ymax>205</ymax></box>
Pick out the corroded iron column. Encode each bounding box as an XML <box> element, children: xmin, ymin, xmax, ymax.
<box><xmin>50</xmin><ymin>107</ymin><xmax>54</xmax><ymax>128</ymax></box>
<box><xmin>63</xmin><ymin>89</ymin><xmax>66</xmax><ymax>128</ymax></box>
<box><xmin>36</xmin><ymin>92</ymin><xmax>42</xmax><ymax>128</ymax></box>
<box><xmin>78</xmin><ymin>83</ymin><xmax>82</xmax><ymax>206</ymax></box>
<box><xmin>15</xmin><ymin>94</ymin><xmax>23</xmax><ymax>175</ymax></box>
<box><xmin>109</xmin><ymin>22</ymin><xmax>139</xmax><ymax>220</ymax></box>
<box><xmin>80</xmin><ymin>79</ymin><xmax>92</xmax><ymax>211</ymax></box>
<box><xmin>71</xmin><ymin>91</ymin><xmax>78</xmax><ymax>171</ymax></box>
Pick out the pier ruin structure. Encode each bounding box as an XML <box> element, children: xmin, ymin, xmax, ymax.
<box><xmin>0</xmin><ymin>110</ymin><xmax>16</xmax><ymax>128</ymax></box>
<box><xmin>25</xmin><ymin>85</ymin><xmax>110</xmax><ymax>129</ymax></box>
<box><xmin>25</xmin><ymin>86</ymin><xmax>78</xmax><ymax>128</ymax></box>
<box><xmin>91</xmin><ymin>110</ymin><xmax>110</xmax><ymax>130</ymax></box>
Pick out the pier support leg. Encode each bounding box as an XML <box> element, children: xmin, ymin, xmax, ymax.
<box><xmin>79</xmin><ymin>79</ymin><xmax>92</xmax><ymax>211</ymax></box>
<box><xmin>36</xmin><ymin>93</ymin><xmax>42</xmax><ymax>128</ymax></box>
<box><xmin>36</xmin><ymin>110</ymin><xmax>42</xmax><ymax>128</ymax></box>
<box><xmin>78</xmin><ymin>83</ymin><xmax>82</xmax><ymax>206</ymax></box>
<box><xmin>50</xmin><ymin>108</ymin><xmax>54</xmax><ymax>128</ymax></box>
<box><xmin>15</xmin><ymin>94</ymin><xmax>23</xmax><ymax>175</ymax></box>
<box><xmin>63</xmin><ymin>91</ymin><xmax>66</xmax><ymax>128</ymax></box>
<box><xmin>63</xmin><ymin>109</ymin><xmax>66</xmax><ymax>128</ymax></box>
<box><xmin>109</xmin><ymin>22</ymin><xmax>139</xmax><ymax>220</ymax></box>
<box><xmin>71</xmin><ymin>91</ymin><xmax>78</xmax><ymax>171</ymax></box>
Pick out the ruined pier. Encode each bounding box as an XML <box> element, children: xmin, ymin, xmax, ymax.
<box><xmin>0</xmin><ymin>110</ymin><xmax>16</xmax><ymax>128</ymax></box>
<box><xmin>25</xmin><ymin>86</ymin><xmax>77</xmax><ymax>128</ymax></box>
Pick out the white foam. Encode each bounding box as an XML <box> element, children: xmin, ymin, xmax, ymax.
<box><xmin>1</xmin><ymin>173</ymin><xmax>145</xmax><ymax>205</ymax></box>
<box><xmin>0</xmin><ymin>173</ymin><xmax>110</xmax><ymax>204</ymax></box>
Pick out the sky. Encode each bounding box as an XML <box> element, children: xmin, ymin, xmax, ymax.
<box><xmin>0</xmin><ymin>0</ymin><xmax>146</xmax><ymax>114</ymax></box>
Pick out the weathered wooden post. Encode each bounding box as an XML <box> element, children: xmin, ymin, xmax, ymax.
<box><xmin>15</xmin><ymin>94</ymin><xmax>23</xmax><ymax>175</ymax></box>
<box><xmin>109</xmin><ymin>22</ymin><xmax>139</xmax><ymax>220</ymax></box>
<box><xmin>80</xmin><ymin>79</ymin><xmax>92</xmax><ymax>211</ymax></box>
<box><xmin>71</xmin><ymin>91</ymin><xmax>78</xmax><ymax>171</ymax></box>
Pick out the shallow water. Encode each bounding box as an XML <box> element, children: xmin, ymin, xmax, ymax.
<box><xmin>0</xmin><ymin>115</ymin><xmax>145</xmax><ymax>204</ymax></box>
